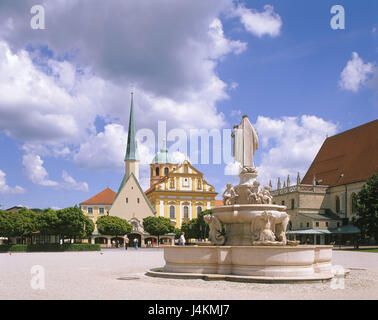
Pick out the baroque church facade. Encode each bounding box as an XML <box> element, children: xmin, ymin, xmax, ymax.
<box><xmin>146</xmin><ymin>143</ymin><xmax>217</xmax><ymax>228</ymax></box>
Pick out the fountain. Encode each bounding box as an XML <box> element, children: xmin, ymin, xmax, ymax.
<box><xmin>148</xmin><ymin>116</ymin><xmax>343</xmax><ymax>282</ymax></box>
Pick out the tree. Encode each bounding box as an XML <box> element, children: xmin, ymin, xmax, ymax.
<box><xmin>142</xmin><ymin>216</ymin><xmax>174</xmax><ymax>244</ymax></box>
<box><xmin>0</xmin><ymin>210</ymin><xmax>13</xmax><ymax>243</ymax></box>
<box><xmin>56</xmin><ymin>206</ymin><xmax>93</xmax><ymax>242</ymax></box>
<box><xmin>35</xmin><ymin>209</ymin><xmax>60</xmax><ymax>236</ymax></box>
<box><xmin>96</xmin><ymin>216</ymin><xmax>132</xmax><ymax>243</ymax></box>
<box><xmin>181</xmin><ymin>209</ymin><xmax>212</xmax><ymax>240</ymax></box>
<box><xmin>352</xmin><ymin>173</ymin><xmax>378</xmax><ymax>243</ymax></box>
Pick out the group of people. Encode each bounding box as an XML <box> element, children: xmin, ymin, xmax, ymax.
<box><xmin>120</xmin><ymin>232</ymin><xmax>187</xmax><ymax>249</ymax></box>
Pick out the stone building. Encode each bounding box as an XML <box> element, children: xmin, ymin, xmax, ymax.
<box><xmin>80</xmin><ymin>92</ymin><xmax>174</xmax><ymax>247</ymax></box>
<box><xmin>272</xmin><ymin>119</ymin><xmax>378</xmax><ymax>245</ymax></box>
<box><xmin>146</xmin><ymin>145</ymin><xmax>217</xmax><ymax>228</ymax></box>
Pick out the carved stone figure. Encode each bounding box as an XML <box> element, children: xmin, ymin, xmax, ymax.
<box><xmin>204</xmin><ymin>214</ymin><xmax>225</xmax><ymax>245</ymax></box>
<box><xmin>262</xmin><ymin>186</ymin><xmax>273</xmax><ymax>204</ymax></box>
<box><xmin>222</xmin><ymin>183</ymin><xmax>238</xmax><ymax>205</ymax></box>
<box><xmin>258</xmin><ymin>215</ymin><xmax>276</xmax><ymax>242</ymax></box>
<box><xmin>232</xmin><ymin>115</ymin><xmax>259</xmax><ymax>169</ymax></box>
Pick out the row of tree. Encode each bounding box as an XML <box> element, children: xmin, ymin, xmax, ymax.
<box><xmin>0</xmin><ymin>206</ymin><xmax>94</xmax><ymax>243</ymax></box>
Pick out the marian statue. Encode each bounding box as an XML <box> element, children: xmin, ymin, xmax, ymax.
<box><xmin>232</xmin><ymin>115</ymin><xmax>259</xmax><ymax>169</ymax></box>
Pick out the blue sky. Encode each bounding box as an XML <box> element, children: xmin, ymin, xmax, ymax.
<box><xmin>0</xmin><ymin>0</ymin><xmax>377</xmax><ymax>209</ymax></box>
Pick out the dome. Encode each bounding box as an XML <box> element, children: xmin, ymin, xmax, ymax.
<box><xmin>152</xmin><ymin>140</ymin><xmax>177</xmax><ymax>164</ymax></box>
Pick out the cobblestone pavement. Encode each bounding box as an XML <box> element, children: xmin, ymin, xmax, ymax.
<box><xmin>0</xmin><ymin>248</ymin><xmax>377</xmax><ymax>300</ymax></box>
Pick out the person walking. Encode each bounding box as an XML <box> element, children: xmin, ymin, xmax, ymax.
<box><xmin>179</xmin><ymin>232</ymin><xmax>186</xmax><ymax>246</ymax></box>
<box><xmin>124</xmin><ymin>235</ymin><xmax>129</xmax><ymax>250</ymax></box>
<box><xmin>134</xmin><ymin>237</ymin><xmax>139</xmax><ymax>249</ymax></box>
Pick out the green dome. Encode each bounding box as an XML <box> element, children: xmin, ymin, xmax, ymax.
<box><xmin>152</xmin><ymin>140</ymin><xmax>177</xmax><ymax>164</ymax></box>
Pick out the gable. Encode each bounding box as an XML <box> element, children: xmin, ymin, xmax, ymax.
<box><xmin>109</xmin><ymin>173</ymin><xmax>155</xmax><ymax>221</ymax></box>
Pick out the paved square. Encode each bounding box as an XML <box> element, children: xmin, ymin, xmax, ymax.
<box><xmin>0</xmin><ymin>249</ymin><xmax>377</xmax><ymax>300</ymax></box>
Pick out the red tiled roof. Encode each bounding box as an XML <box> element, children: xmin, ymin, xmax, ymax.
<box><xmin>302</xmin><ymin>119</ymin><xmax>378</xmax><ymax>187</ymax></box>
<box><xmin>80</xmin><ymin>188</ymin><xmax>116</xmax><ymax>205</ymax></box>
<box><xmin>214</xmin><ymin>199</ymin><xmax>224</xmax><ymax>207</ymax></box>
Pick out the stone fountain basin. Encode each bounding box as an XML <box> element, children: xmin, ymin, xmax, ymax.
<box><xmin>156</xmin><ymin>245</ymin><xmax>335</xmax><ymax>281</ymax></box>
<box><xmin>212</xmin><ymin>204</ymin><xmax>286</xmax><ymax>224</ymax></box>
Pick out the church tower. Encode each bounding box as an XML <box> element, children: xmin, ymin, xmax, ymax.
<box><xmin>124</xmin><ymin>90</ymin><xmax>139</xmax><ymax>181</ymax></box>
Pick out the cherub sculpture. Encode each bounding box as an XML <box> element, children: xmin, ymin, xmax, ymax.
<box><xmin>204</xmin><ymin>214</ymin><xmax>226</xmax><ymax>245</ymax></box>
<box><xmin>262</xmin><ymin>186</ymin><xmax>273</xmax><ymax>204</ymax></box>
<box><xmin>222</xmin><ymin>183</ymin><xmax>238</xmax><ymax>205</ymax></box>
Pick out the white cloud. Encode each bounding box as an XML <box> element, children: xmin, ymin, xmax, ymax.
<box><xmin>0</xmin><ymin>169</ymin><xmax>25</xmax><ymax>194</ymax></box>
<box><xmin>22</xmin><ymin>153</ymin><xmax>88</xmax><ymax>191</ymax></box>
<box><xmin>22</xmin><ymin>154</ymin><xmax>58</xmax><ymax>187</ymax></box>
<box><xmin>254</xmin><ymin>115</ymin><xmax>338</xmax><ymax>188</ymax></box>
<box><xmin>61</xmin><ymin>171</ymin><xmax>89</xmax><ymax>192</ymax></box>
<box><xmin>339</xmin><ymin>52</ymin><xmax>375</xmax><ymax>92</ymax></box>
<box><xmin>232</xmin><ymin>4</ymin><xmax>282</xmax><ymax>38</ymax></box>
<box><xmin>207</xmin><ymin>18</ymin><xmax>247</xmax><ymax>59</ymax></box>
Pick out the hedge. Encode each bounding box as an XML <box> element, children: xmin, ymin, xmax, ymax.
<box><xmin>0</xmin><ymin>243</ymin><xmax>101</xmax><ymax>252</ymax></box>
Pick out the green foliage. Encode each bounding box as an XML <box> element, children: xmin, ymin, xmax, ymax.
<box><xmin>96</xmin><ymin>215</ymin><xmax>132</xmax><ymax>236</ymax></box>
<box><xmin>56</xmin><ymin>206</ymin><xmax>93</xmax><ymax>239</ymax></box>
<box><xmin>181</xmin><ymin>209</ymin><xmax>212</xmax><ymax>240</ymax></box>
<box><xmin>143</xmin><ymin>216</ymin><xmax>174</xmax><ymax>241</ymax></box>
<box><xmin>0</xmin><ymin>243</ymin><xmax>100</xmax><ymax>252</ymax></box>
<box><xmin>173</xmin><ymin>228</ymin><xmax>182</xmax><ymax>239</ymax></box>
<box><xmin>7</xmin><ymin>208</ymin><xmax>38</xmax><ymax>238</ymax></box>
<box><xmin>35</xmin><ymin>209</ymin><xmax>60</xmax><ymax>235</ymax></box>
<box><xmin>352</xmin><ymin>173</ymin><xmax>378</xmax><ymax>242</ymax></box>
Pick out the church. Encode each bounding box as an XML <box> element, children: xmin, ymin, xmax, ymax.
<box><xmin>271</xmin><ymin>119</ymin><xmax>378</xmax><ymax>245</ymax></box>
<box><xmin>80</xmin><ymin>91</ymin><xmax>217</xmax><ymax>244</ymax></box>
<box><xmin>145</xmin><ymin>142</ymin><xmax>217</xmax><ymax>228</ymax></box>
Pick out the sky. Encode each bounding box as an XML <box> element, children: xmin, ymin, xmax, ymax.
<box><xmin>0</xmin><ymin>0</ymin><xmax>377</xmax><ymax>210</ymax></box>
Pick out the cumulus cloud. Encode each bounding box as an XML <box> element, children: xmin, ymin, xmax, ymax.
<box><xmin>22</xmin><ymin>154</ymin><xmax>58</xmax><ymax>187</ymax></box>
<box><xmin>253</xmin><ymin>115</ymin><xmax>338</xmax><ymax>187</ymax></box>
<box><xmin>22</xmin><ymin>153</ymin><xmax>88</xmax><ymax>191</ymax></box>
<box><xmin>232</xmin><ymin>4</ymin><xmax>282</xmax><ymax>38</ymax></box>
<box><xmin>0</xmin><ymin>170</ymin><xmax>25</xmax><ymax>194</ymax></box>
<box><xmin>339</xmin><ymin>52</ymin><xmax>375</xmax><ymax>92</ymax></box>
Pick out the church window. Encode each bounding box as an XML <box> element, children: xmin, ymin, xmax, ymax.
<box><xmin>155</xmin><ymin>167</ymin><xmax>160</xmax><ymax>176</ymax></box>
<box><xmin>184</xmin><ymin>206</ymin><xmax>189</xmax><ymax>218</ymax></box>
<box><xmin>170</xmin><ymin>178</ymin><xmax>175</xmax><ymax>189</ymax></box>
<box><xmin>164</xmin><ymin>167</ymin><xmax>169</xmax><ymax>175</ymax></box>
<box><xmin>335</xmin><ymin>196</ymin><xmax>340</xmax><ymax>213</ymax></box>
<box><xmin>281</xmin><ymin>200</ymin><xmax>285</xmax><ymax>206</ymax></box>
<box><xmin>126</xmin><ymin>198</ymin><xmax>128</xmax><ymax>204</ymax></box>
<box><xmin>137</xmin><ymin>198</ymin><xmax>140</xmax><ymax>204</ymax></box>
<box><xmin>169</xmin><ymin>206</ymin><xmax>175</xmax><ymax>218</ymax></box>
<box><xmin>87</xmin><ymin>207</ymin><xmax>93</xmax><ymax>214</ymax></box>
<box><xmin>197</xmin><ymin>180</ymin><xmax>202</xmax><ymax>189</ymax></box>
<box><xmin>197</xmin><ymin>206</ymin><xmax>202</xmax><ymax>215</ymax></box>
<box><xmin>291</xmin><ymin>199</ymin><xmax>295</xmax><ymax>210</ymax></box>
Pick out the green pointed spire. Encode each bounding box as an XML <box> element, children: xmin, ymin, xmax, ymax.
<box><xmin>124</xmin><ymin>91</ymin><xmax>139</xmax><ymax>161</ymax></box>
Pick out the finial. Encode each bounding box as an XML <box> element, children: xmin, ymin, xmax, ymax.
<box><xmin>297</xmin><ymin>172</ymin><xmax>301</xmax><ymax>185</ymax></box>
<box><xmin>287</xmin><ymin>175</ymin><xmax>290</xmax><ymax>187</ymax></box>
<box><xmin>277</xmin><ymin>177</ymin><xmax>281</xmax><ymax>190</ymax></box>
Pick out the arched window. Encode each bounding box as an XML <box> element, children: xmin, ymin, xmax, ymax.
<box><xmin>183</xmin><ymin>206</ymin><xmax>189</xmax><ymax>218</ymax></box>
<box><xmin>335</xmin><ymin>196</ymin><xmax>340</xmax><ymax>213</ymax></box>
<box><xmin>197</xmin><ymin>180</ymin><xmax>202</xmax><ymax>189</ymax></box>
<box><xmin>155</xmin><ymin>167</ymin><xmax>160</xmax><ymax>176</ymax></box>
<box><xmin>169</xmin><ymin>178</ymin><xmax>175</xmax><ymax>189</ymax></box>
<box><xmin>351</xmin><ymin>193</ymin><xmax>358</xmax><ymax>213</ymax></box>
<box><xmin>197</xmin><ymin>206</ymin><xmax>202</xmax><ymax>215</ymax></box>
<box><xmin>169</xmin><ymin>206</ymin><xmax>175</xmax><ymax>218</ymax></box>
<box><xmin>164</xmin><ymin>167</ymin><xmax>169</xmax><ymax>175</ymax></box>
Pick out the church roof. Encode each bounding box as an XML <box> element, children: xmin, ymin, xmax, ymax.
<box><xmin>113</xmin><ymin>173</ymin><xmax>156</xmax><ymax>214</ymax></box>
<box><xmin>80</xmin><ymin>188</ymin><xmax>116</xmax><ymax>205</ymax></box>
<box><xmin>152</xmin><ymin>139</ymin><xmax>177</xmax><ymax>164</ymax></box>
<box><xmin>124</xmin><ymin>92</ymin><xmax>139</xmax><ymax>161</ymax></box>
<box><xmin>302</xmin><ymin>119</ymin><xmax>378</xmax><ymax>187</ymax></box>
